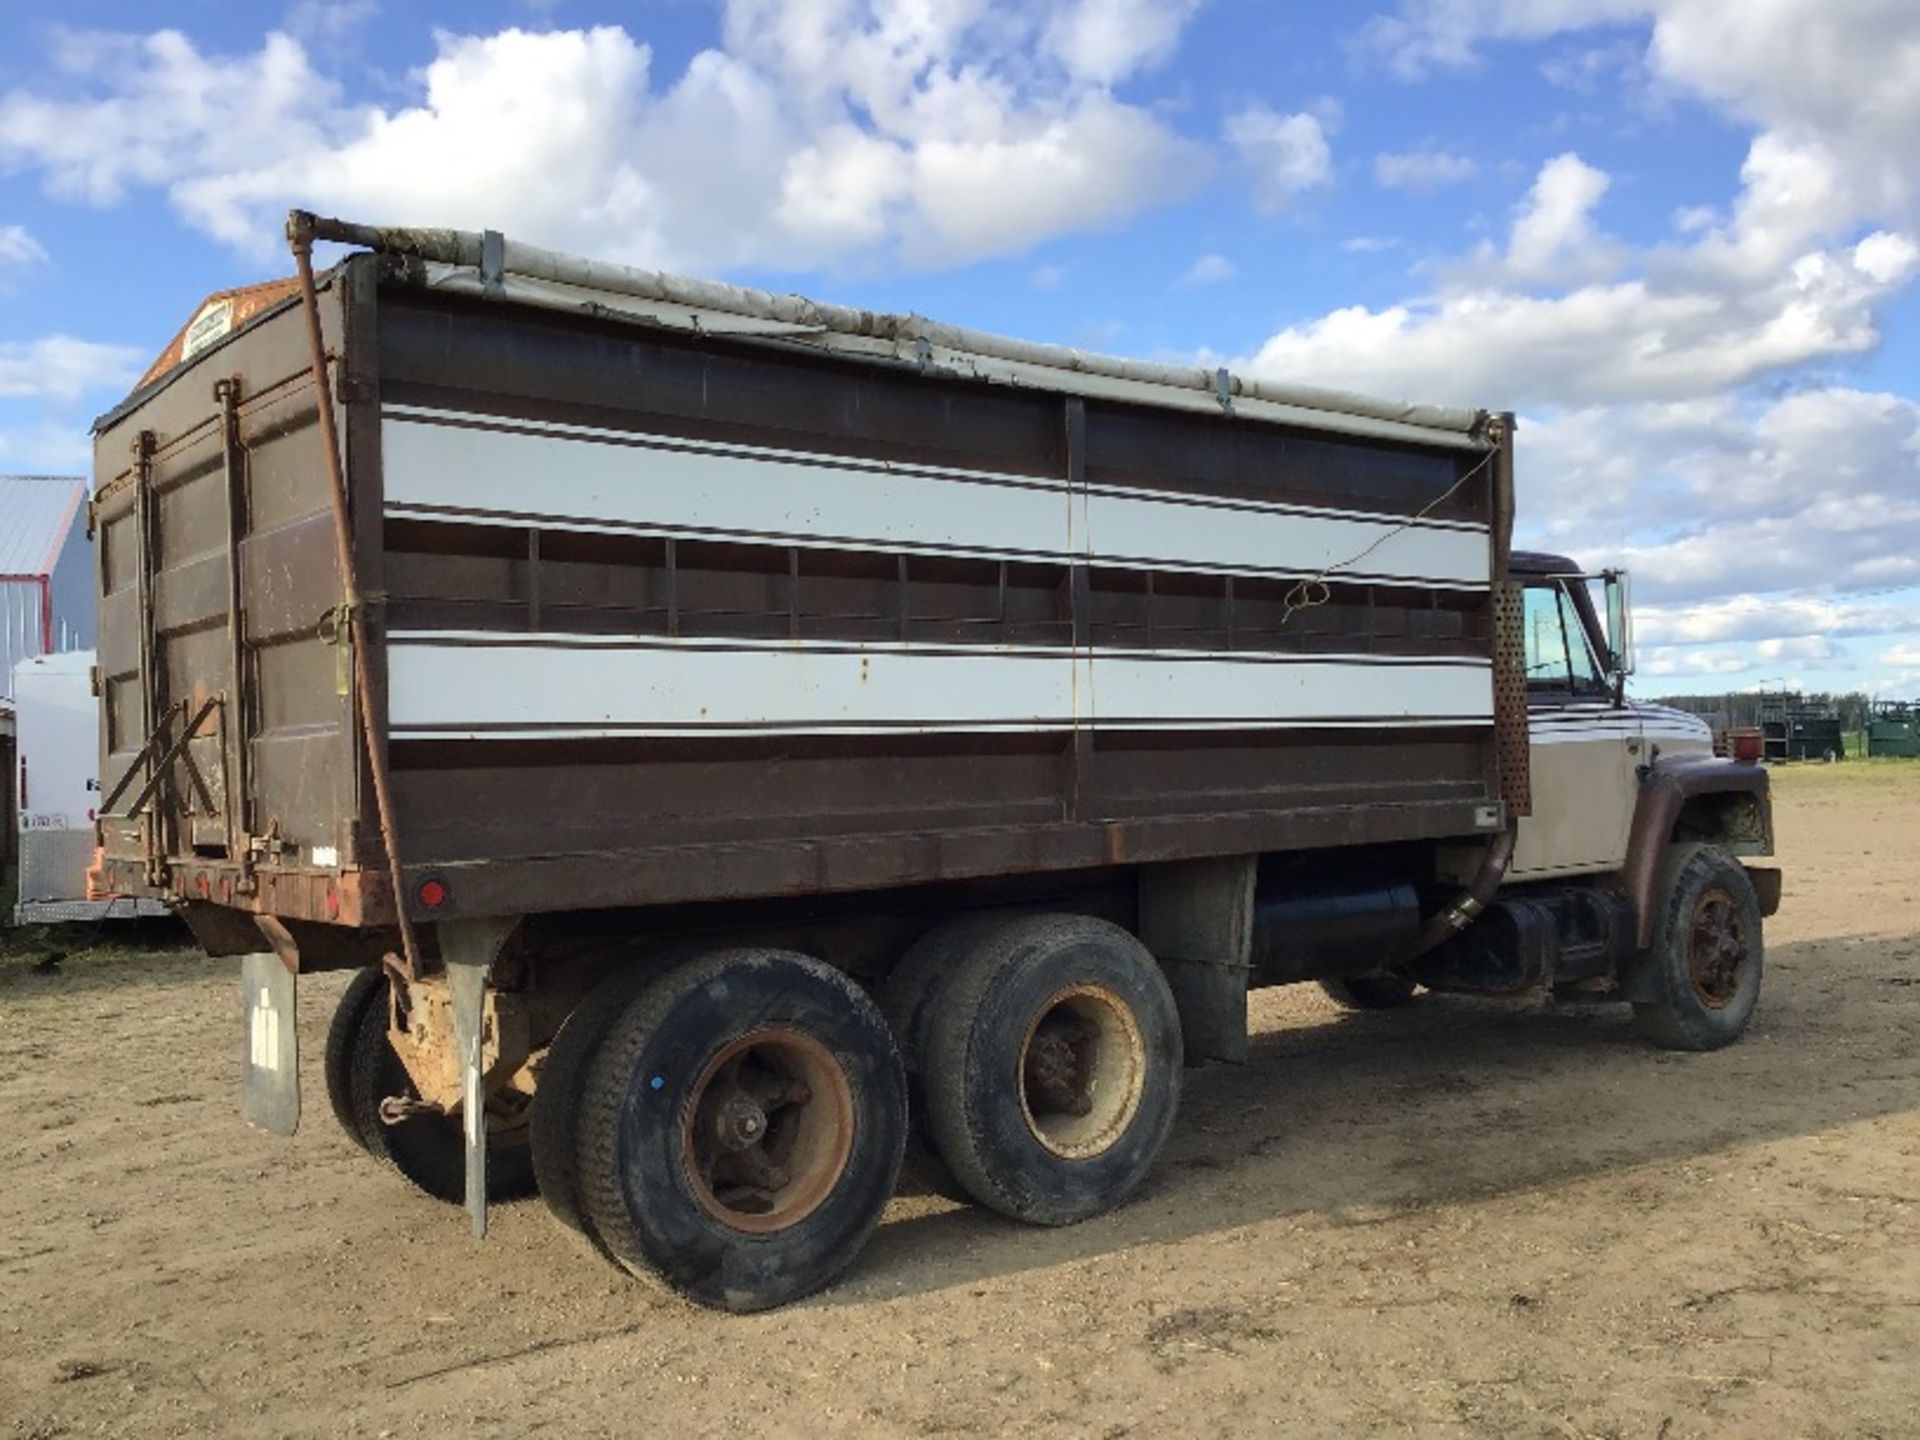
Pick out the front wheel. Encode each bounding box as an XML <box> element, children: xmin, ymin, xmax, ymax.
<box><xmin>1631</xmin><ymin>844</ymin><xmax>1764</xmax><ymax>1051</ymax></box>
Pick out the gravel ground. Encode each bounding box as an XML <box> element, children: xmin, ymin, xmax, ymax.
<box><xmin>2</xmin><ymin>762</ymin><xmax>1917</xmax><ymax>1438</ymax></box>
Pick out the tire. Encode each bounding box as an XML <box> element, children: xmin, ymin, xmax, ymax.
<box><xmin>1317</xmin><ymin>970</ymin><xmax>1420</xmax><ymax>1010</ymax></box>
<box><xmin>879</xmin><ymin>913</ymin><xmax>1018</xmax><ymax>1201</ymax></box>
<box><xmin>922</xmin><ymin>914</ymin><xmax>1182</xmax><ymax>1227</ymax></box>
<box><xmin>1631</xmin><ymin>843</ymin><xmax>1764</xmax><ymax>1051</ymax></box>
<box><xmin>324</xmin><ymin>967</ymin><xmax>387</xmax><ymax>1151</ymax></box>
<box><xmin>530</xmin><ymin>962</ymin><xmax>666</xmax><ymax>1253</ymax></box>
<box><xmin>345</xmin><ymin>984</ymin><xmax>538</xmax><ymax>1204</ymax></box>
<box><xmin>575</xmin><ymin>949</ymin><xmax>907</xmax><ymax>1312</ymax></box>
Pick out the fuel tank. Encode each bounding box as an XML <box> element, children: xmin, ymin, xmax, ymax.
<box><xmin>1248</xmin><ymin>854</ymin><xmax>1423</xmax><ymax>987</ymax></box>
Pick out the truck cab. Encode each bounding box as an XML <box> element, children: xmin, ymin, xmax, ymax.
<box><xmin>1398</xmin><ymin>551</ymin><xmax>1779</xmax><ymax>1048</ymax></box>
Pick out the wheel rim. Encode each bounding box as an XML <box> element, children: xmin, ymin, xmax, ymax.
<box><xmin>680</xmin><ymin>1027</ymin><xmax>855</xmax><ymax>1234</ymax></box>
<box><xmin>1687</xmin><ymin>887</ymin><xmax>1750</xmax><ymax>1009</ymax></box>
<box><xmin>1016</xmin><ymin>984</ymin><xmax>1146</xmax><ymax>1161</ymax></box>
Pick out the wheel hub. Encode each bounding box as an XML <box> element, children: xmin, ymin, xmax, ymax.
<box><xmin>1017</xmin><ymin>984</ymin><xmax>1146</xmax><ymax>1161</ymax></box>
<box><xmin>681</xmin><ymin>1028</ymin><xmax>852</xmax><ymax>1234</ymax></box>
<box><xmin>1687</xmin><ymin>887</ymin><xmax>1749</xmax><ymax>1009</ymax></box>
<box><xmin>714</xmin><ymin>1094</ymin><xmax>769</xmax><ymax>1150</ymax></box>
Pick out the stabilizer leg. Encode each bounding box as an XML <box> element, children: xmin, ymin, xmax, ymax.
<box><xmin>439</xmin><ymin>917</ymin><xmax>519</xmax><ymax>1237</ymax></box>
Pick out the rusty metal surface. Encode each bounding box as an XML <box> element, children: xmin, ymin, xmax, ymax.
<box><xmin>136</xmin><ymin>278</ymin><xmax>303</xmax><ymax>391</ymax></box>
<box><xmin>1619</xmin><ymin>757</ymin><xmax>1774</xmax><ymax>949</ymax></box>
<box><xmin>681</xmin><ymin>1027</ymin><xmax>855</xmax><ymax>1234</ymax></box>
<box><xmin>389</xmin><ymin>976</ymin><xmax>529</xmax><ymax>1112</ymax></box>
<box><xmin>295</xmin><ymin>210</ymin><xmax>1491</xmax><ymax>449</ymax></box>
<box><xmin>1686</xmin><ymin>885</ymin><xmax>1751</xmax><ymax>1008</ymax></box>
<box><xmin>95</xmin><ymin>265</ymin><xmax>366</xmax><ymax>915</ymax></box>
<box><xmin>1492</xmin><ymin>581</ymin><xmax>1532</xmax><ymax>818</ymax></box>
<box><xmin>288</xmin><ymin>225</ymin><xmax>420</xmax><ymax>972</ymax></box>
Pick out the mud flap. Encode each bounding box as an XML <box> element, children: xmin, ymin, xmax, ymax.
<box><xmin>240</xmin><ymin>952</ymin><xmax>299</xmax><ymax>1136</ymax></box>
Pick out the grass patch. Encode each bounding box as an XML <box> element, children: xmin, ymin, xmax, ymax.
<box><xmin>1766</xmin><ymin>754</ymin><xmax>1920</xmax><ymax>791</ymax></box>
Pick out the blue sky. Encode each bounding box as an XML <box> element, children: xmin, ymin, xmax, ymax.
<box><xmin>2</xmin><ymin>0</ymin><xmax>1917</xmax><ymax>695</ymax></box>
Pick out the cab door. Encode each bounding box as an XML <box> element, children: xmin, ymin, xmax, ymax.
<box><xmin>1511</xmin><ymin>578</ymin><xmax>1641</xmax><ymax>879</ymax></box>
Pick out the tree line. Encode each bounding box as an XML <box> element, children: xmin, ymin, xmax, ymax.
<box><xmin>1650</xmin><ymin>691</ymin><xmax>1887</xmax><ymax>729</ymax></box>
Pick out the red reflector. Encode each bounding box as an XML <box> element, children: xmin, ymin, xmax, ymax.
<box><xmin>325</xmin><ymin>886</ymin><xmax>340</xmax><ymax>919</ymax></box>
<box><xmin>417</xmin><ymin>878</ymin><xmax>448</xmax><ymax>910</ymax></box>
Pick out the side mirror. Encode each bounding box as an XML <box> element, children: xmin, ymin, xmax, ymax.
<box><xmin>1604</xmin><ymin>570</ymin><xmax>1634</xmax><ymax>679</ymax></box>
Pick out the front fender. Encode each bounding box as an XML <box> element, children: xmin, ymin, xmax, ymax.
<box><xmin>1620</xmin><ymin>755</ymin><xmax>1773</xmax><ymax>951</ymax></box>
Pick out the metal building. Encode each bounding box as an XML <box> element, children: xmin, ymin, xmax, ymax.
<box><xmin>1</xmin><ymin>475</ymin><xmax>93</xmax><ymax>702</ymax></box>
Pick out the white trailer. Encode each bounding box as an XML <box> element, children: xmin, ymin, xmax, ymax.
<box><xmin>12</xmin><ymin>649</ymin><xmax>168</xmax><ymax>924</ymax></box>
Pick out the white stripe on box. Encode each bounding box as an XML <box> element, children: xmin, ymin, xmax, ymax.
<box><xmin>381</xmin><ymin>406</ymin><xmax>1490</xmax><ymax>589</ymax></box>
<box><xmin>385</xmin><ymin>632</ymin><xmax>1495</xmax><ymax>740</ymax></box>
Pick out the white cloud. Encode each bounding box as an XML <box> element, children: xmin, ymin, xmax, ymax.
<box><xmin>283</xmin><ymin>0</ymin><xmax>378</xmax><ymax>46</ymax></box>
<box><xmin>1342</xmin><ymin>234</ymin><xmax>1402</xmax><ymax>253</ymax></box>
<box><xmin>1539</xmin><ymin>38</ymin><xmax>1643</xmax><ymax>93</ymax></box>
<box><xmin>0</xmin><ymin>336</ymin><xmax>145</xmax><ymax>402</ymax></box>
<box><xmin>1374</xmin><ymin>148</ymin><xmax>1476</xmax><ymax>192</ymax></box>
<box><xmin>1637</xmin><ymin>593</ymin><xmax>1917</xmax><ymax>647</ymax></box>
<box><xmin>0</xmin><ymin>416</ymin><xmax>94</xmax><ymax>471</ymax></box>
<box><xmin>1639</xmin><ymin>647</ymin><xmax>1759</xmax><ymax>680</ymax></box>
<box><xmin>1225</xmin><ymin>105</ymin><xmax>1332</xmax><ymax>213</ymax></box>
<box><xmin>1339</xmin><ymin>2</ymin><xmax>1920</xmax><ymax>688</ymax></box>
<box><xmin>0</xmin><ymin>7</ymin><xmax>1211</xmax><ymax>273</ymax></box>
<box><xmin>1363</xmin><ymin>0</ymin><xmax>1920</xmax><ymax>238</ymax></box>
<box><xmin>1178</xmin><ymin>252</ymin><xmax>1237</xmax><ymax>285</ymax></box>
<box><xmin>1642</xmin><ymin>634</ymin><xmax>1852</xmax><ymax>681</ymax></box>
<box><xmin>1028</xmin><ymin>263</ymin><xmax>1066</xmax><ymax>290</ymax></box>
<box><xmin>1673</xmin><ymin>203</ymin><xmax>1717</xmax><ymax>234</ymax></box>
<box><xmin>1505</xmin><ymin>152</ymin><xmax>1612</xmax><ymax>277</ymax></box>
<box><xmin>1242</xmin><ymin>226</ymin><xmax>1911</xmax><ymax>410</ymax></box>
<box><xmin>0</xmin><ymin>223</ymin><xmax>48</xmax><ymax>277</ymax></box>
<box><xmin>1516</xmin><ymin>388</ymin><xmax>1920</xmax><ymax>604</ymax></box>
<box><xmin>1360</xmin><ymin>1</ymin><xmax>1649</xmax><ymax>80</ymax></box>
<box><xmin>1042</xmin><ymin>0</ymin><xmax>1203</xmax><ymax>86</ymax></box>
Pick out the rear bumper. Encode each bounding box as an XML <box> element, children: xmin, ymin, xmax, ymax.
<box><xmin>95</xmin><ymin>855</ymin><xmax>387</xmax><ymax>927</ymax></box>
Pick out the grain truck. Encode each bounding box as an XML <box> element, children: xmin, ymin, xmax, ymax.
<box><xmin>86</xmin><ymin>212</ymin><xmax>1778</xmax><ymax>1311</ymax></box>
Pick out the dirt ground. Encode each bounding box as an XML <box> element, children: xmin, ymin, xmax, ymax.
<box><xmin>3</xmin><ymin>765</ymin><xmax>1918</xmax><ymax>1439</ymax></box>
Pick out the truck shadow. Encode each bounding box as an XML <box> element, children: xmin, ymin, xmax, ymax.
<box><xmin>832</xmin><ymin>931</ymin><xmax>1920</xmax><ymax>1306</ymax></box>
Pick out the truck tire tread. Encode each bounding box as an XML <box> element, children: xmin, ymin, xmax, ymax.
<box><xmin>345</xmin><ymin>988</ymin><xmax>538</xmax><ymax>1204</ymax></box>
<box><xmin>574</xmin><ymin>949</ymin><xmax>907</xmax><ymax>1312</ymax></box>
<box><xmin>923</xmin><ymin>914</ymin><xmax>1181</xmax><ymax>1227</ymax></box>
<box><xmin>880</xmin><ymin>912</ymin><xmax>1020</xmax><ymax>1202</ymax></box>
<box><xmin>324</xmin><ymin>967</ymin><xmax>387</xmax><ymax>1151</ymax></box>
<box><xmin>1631</xmin><ymin>842</ymin><xmax>1764</xmax><ymax>1051</ymax></box>
<box><xmin>530</xmin><ymin>962</ymin><xmax>667</xmax><ymax>1256</ymax></box>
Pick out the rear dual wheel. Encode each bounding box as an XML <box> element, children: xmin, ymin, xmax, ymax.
<box><xmin>888</xmin><ymin>913</ymin><xmax>1183</xmax><ymax>1227</ymax></box>
<box><xmin>321</xmin><ymin>968</ymin><xmax>537</xmax><ymax>1203</ymax></box>
<box><xmin>539</xmin><ymin>949</ymin><xmax>907</xmax><ymax>1313</ymax></box>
